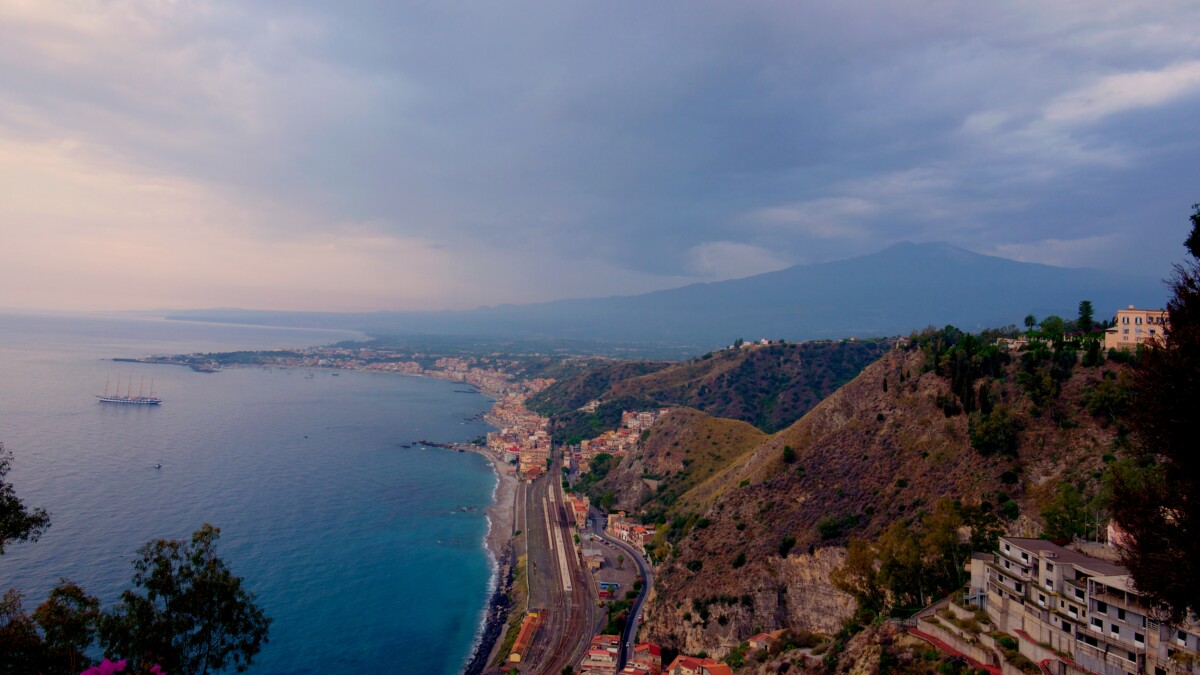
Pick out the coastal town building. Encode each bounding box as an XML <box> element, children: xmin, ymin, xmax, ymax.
<box><xmin>571</xmin><ymin>408</ymin><xmax>672</xmax><ymax>472</ymax></box>
<box><xmin>664</xmin><ymin>655</ymin><xmax>733</xmax><ymax>675</ymax></box>
<box><xmin>747</xmin><ymin>629</ymin><xmax>787</xmax><ymax>653</ymax></box>
<box><xmin>508</xmin><ymin>612</ymin><xmax>541</xmax><ymax>663</ymax></box>
<box><xmin>566</xmin><ymin>493</ymin><xmax>591</xmax><ymax>530</ymax></box>
<box><xmin>578</xmin><ymin>634</ymin><xmax>622</xmax><ymax>675</ymax></box>
<box><xmin>1105</xmin><ymin>306</ymin><xmax>1169</xmax><ymax>352</ymax></box>
<box><xmin>606</xmin><ymin>511</ymin><xmax>656</xmax><ymax>555</ymax></box>
<box><xmin>971</xmin><ymin>536</ymin><xmax>1200</xmax><ymax>675</ymax></box>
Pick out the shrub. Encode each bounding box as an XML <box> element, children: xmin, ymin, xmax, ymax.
<box><xmin>779</xmin><ymin>535</ymin><xmax>797</xmax><ymax>557</ymax></box>
<box><xmin>732</xmin><ymin>552</ymin><xmax>747</xmax><ymax>568</ymax></box>
<box><xmin>783</xmin><ymin>445</ymin><xmax>796</xmax><ymax>463</ymax></box>
<box><xmin>969</xmin><ymin>404</ymin><xmax>1019</xmax><ymax>456</ymax></box>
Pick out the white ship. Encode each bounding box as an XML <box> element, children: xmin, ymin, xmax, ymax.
<box><xmin>97</xmin><ymin>374</ymin><xmax>162</xmax><ymax>405</ymax></box>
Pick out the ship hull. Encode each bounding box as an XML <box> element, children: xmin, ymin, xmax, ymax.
<box><xmin>97</xmin><ymin>396</ymin><xmax>162</xmax><ymax>405</ymax></box>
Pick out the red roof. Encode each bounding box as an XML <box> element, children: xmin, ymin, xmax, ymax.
<box><xmin>634</xmin><ymin>643</ymin><xmax>661</xmax><ymax>656</ymax></box>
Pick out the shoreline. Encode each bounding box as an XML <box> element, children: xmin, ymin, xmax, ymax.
<box><xmin>458</xmin><ymin>443</ymin><xmax>519</xmax><ymax>675</ymax></box>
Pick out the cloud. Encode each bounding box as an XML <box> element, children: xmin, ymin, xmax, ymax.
<box><xmin>685</xmin><ymin>242</ymin><xmax>793</xmax><ymax>280</ymax></box>
<box><xmin>985</xmin><ymin>234</ymin><xmax>1126</xmax><ymax>269</ymax></box>
<box><xmin>1044</xmin><ymin>61</ymin><xmax>1200</xmax><ymax>124</ymax></box>
<box><xmin>1</xmin><ymin>1</ymin><xmax>1199</xmax><ymax>311</ymax></box>
<box><xmin>742</xmin><ymin>198</ymin><xmax>876</xmax><ymax>240</ymax></box>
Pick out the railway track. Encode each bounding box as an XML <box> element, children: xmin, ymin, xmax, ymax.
<box><xmin>527</xmin><ymin>456</ymin><xmax>598</xmax><ymax>675</ymax></box>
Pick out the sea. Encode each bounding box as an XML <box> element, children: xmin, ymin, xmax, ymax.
<box><xmin>0</xmin><ymin>312</ymin><xmax>498</xmax><ymax>674</ymax></box>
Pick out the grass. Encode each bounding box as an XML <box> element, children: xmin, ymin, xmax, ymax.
<box><xmin>492</xmin><ymin>554</ymin><xmax>528</xmax><ymax>665</ymax></box>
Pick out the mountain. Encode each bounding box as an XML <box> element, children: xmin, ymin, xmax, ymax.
<box><xmin>167</xmin><ymin>243</ymin><xmax>1167</xmax><ymax>348</ymax></box>
<box><xmin>583</xmin><ymin>333</ymin><xmax>1131</xmax><ymax>657</ymax></box>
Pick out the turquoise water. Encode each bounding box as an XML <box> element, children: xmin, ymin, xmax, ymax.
<box><xmin>0</xmin><ymin>313</ymin><xmax>498</xmax><ymax>674</ymax></box>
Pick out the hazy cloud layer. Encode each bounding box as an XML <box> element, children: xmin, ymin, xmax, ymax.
<box><xmin>2</xmin><ymin>1</ymin><xmax>1198</xmax><ymax>311</ymax></box>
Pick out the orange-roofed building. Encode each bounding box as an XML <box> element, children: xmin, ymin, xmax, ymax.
<box><xmin>578</xmin><ymin>634</ymin><xmax>622</xmax><ymax>675</ymax></box>
<box><xmin>665</xmin><ymin>655</ymin><xmax>732</xmax><ymax>675</ymax></box>
<box><xmin>632</xmin><ymin>643</ymin><xmax>662</xmax><ymax>667</ymax></box>
<box><xmin>748</xmin><ymin>629</ymin><xmax>786</xmax><ymax>652</ymax></box>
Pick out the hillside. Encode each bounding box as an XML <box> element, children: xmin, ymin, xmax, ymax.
<box><xmin>530</xmin><ymin>340</ymin><xmax>892</xmax><ymax>442</ymax></box>
<box><xmin>164</xmin><ymin>242</ymin><xmax>1167</xmax><ymax>346</ymax></box>
<box><xmin>589</xmin><ymin>336</ymin><xmax>1131</xmax><ymax>658</ymax></box>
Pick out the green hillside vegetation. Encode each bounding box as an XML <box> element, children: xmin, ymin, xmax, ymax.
<box><xmin>531</xmin><ymin>339</ymin><xmax>891</xmax><ymax>444</ymax></box>
<box><xmin>583</xmin><ymin>408</ymin><xmax>767</xmax><ymax>542</ymax></box>
<box><xmin>527</xmin><ymin>361</ymin><xmax>672</xmax><ymax>415</ymax></box>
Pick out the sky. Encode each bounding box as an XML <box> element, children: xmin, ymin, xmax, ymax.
<box><xmin>1</xmin><ymin>1</ymin><xmax>1199</xmax><ymax>313</ymax></box>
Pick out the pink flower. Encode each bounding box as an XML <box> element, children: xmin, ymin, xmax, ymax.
<box><xmin>80</xmin><ymin>659</ymin><xmax>126</xmax><ymax>675</ymax></box>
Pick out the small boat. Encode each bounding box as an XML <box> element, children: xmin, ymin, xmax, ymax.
<box><xmin>154</xmin><ymin>463</ymin><xmax>162</xmax><ymax>469</ymax></box>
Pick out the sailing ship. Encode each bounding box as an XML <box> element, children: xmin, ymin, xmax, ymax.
<box><xmin>97</xmin><ymin>374</ymin><xmax>162</xmax><ymax>405</ymax></box>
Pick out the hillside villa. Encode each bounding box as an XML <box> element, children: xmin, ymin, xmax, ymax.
<box><xmin>1105</xmin><ymin>306</ymin><xmax>1168</xmax><ymax>352</ymax></box>
<box><xmin>962</xmin><ymin>536</ymin><xmax>1200</xmax><ymax>675</ymax></box>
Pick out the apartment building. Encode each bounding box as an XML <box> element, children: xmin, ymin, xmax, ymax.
<box><xmin>1105</xmin><ymin>306</ymin><xmax>1168</xmax><ymax>352</ymax></box>
<box><xmin>977</xmin><ymin>536</ymin><xmax>1199</xmax><ymax>675</ymax></box>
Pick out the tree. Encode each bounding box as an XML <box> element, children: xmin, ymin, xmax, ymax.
<box><xmin>877</xmin><ymin>521</ymin><xmax>925</xmax><ymax>613</ymax></box>
<box><xmin>830</xmin><ymin>538</ymin><xmax>883</xmax><ymax>615</ymax></box>
<box><xmin>99</xmin><ymin>524</ymin><xmax>271</xmax><ymax>675</ymax></box>
<box><xmin>0</xmin><ymin>443</ymin><xmax>50</xmax><ymax>555</ymax></box>
<box><xmin>1041</xmin><ymin>483</ymin><xmax>1088</xmax><ymax>543</ymax></box>
<box><xmin>33</xmin><ymin>579</ymin><xmax>100</xmax><ymax>674</ymax></box>
<box><xmin>1113</xmin><ymin>203</ymin><xmax>1200</xmax><ymax>622</ymax></box>
<box><xmin>1024</xmin><ymin>314</ymin><xmax>1037</xmax><ymax>332</ymax></box>
<box><xmin>1077</xmin><ymin>300</ymin><xmax>1095</xmax><ymax>335</ymax></box>
<box><xmin>1039</xmin><ymin>315</ymin><xmax>1066</xmax><ymax>342</ymax></box>
<box><xmin>0</xmin><ymin>589</ymin><xmax>48</xmax><ymax>674</ymax></box>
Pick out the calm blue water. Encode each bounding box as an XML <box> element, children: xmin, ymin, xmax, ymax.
<box><xmin>0</xmin><ymin>313</ymin><xmax>498</xmax><ymax>674</ymax></box>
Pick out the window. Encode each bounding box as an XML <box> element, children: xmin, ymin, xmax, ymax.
<box><xmin>1111</xmin><ymin>624</ymin><xmax>1120</xmax><ymax>638</ymax></box>
<box><xmin>1123</xmin><ymin>317</ymin><xmax>1129</xmax><ymax>324</ymax></box>
<box><xmin>1123</xmin><ymin>328</ymin><xmax>1130</xmax><ymax>334</ymax></box>
<box><xmin>1016</xmin><ymin>583</ymin><xmax>1024</xmax><ymax>593</ymax></box>
<box><xmin>1021</xmin><ymin>552</ymin><xmax>1029</xmax><ymax>562</ymax></box>
<box><xmin>1046</xmin><ymin>562</ymin><xmax>1054</xmax><ymax>572</ymax></box>
<box><xmin>1069</xmin><ymin>606</ymin><xmax>1078</xmax><ymax>617</ymax></box>
<box><xmin>1005</xmin><ymin>543</ymin><xmax>1011</xmax><ymax>552</ymax></box>
<box><xmin>1136</xmin><ymin>317</ymin><xmax>1143</xmax><ymax>325</ymax></box>
<box><xmin>1045</xmin><ymin>579</ymin><xmax>1054</xmax><ymax>591</ymax></box>
<box><xmin>1150</xmin><ymin>329</ymin><xmax>1156</xmax><ymax>335</ymax></box>
<box><xmin>1135</xmin><ymin>633</ymin><xmax>1145</xmax><ymax>646</ymax></box>
<box><xmin>1097</xmin><ymin>601</ymin><xmax>1108</xmax><ymax>612</ymax></box>
<box><xmin>1039</xmin><ymin>594</ymin><xmax>1047</xmax><ymax>606</ymax></box>
<box><xmin>1136</xmin><ymin>327</ymin><xmax>1143</xmax><ymax>334</ymax></box>
<box><xmin>1117</xmin><ymin>608</ymin><xmax>1126</xmax><ymax>621</ymax></box>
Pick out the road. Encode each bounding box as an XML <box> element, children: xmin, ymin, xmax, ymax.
<box><xmin>590</xmin><ymin>507</ymin><xmax>654</xmax><ymax>670</ymax></box>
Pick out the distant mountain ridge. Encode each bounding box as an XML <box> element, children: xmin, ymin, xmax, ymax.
<box><xmin>167</xmin><ymin>242</ymin><xmax>1167</xmax><ymax>348</ymax></box>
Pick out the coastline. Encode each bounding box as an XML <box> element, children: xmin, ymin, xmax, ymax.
<box><xmin>459</xmin><ymin>443</ymin><xmax>519</xmax><ymax>675</ymax></box>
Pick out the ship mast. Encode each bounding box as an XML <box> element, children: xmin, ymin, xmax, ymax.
<box><xmin>103</xmin><ymin>375</ymin><xmax>110</xmax><ymax>397</ymax></box>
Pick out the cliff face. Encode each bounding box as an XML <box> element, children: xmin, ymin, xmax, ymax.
<box><xmin>610</xmin><ymin>344</ymin><xmax>1126</xmax><ymax>657</ymax></box>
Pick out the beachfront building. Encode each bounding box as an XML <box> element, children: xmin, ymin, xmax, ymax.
<box><xmin>1105</xmin><ymin>306</ymin><xmax>1168</xmax><ymax>352</ymax></box>
<box><xmin>972</xmin><ymin>536</ymin><xmax>1200</xmax><ymax>675</ymax></box>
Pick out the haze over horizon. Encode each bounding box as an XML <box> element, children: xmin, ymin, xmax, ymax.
<box><xmin>2</xmin><ymin>2</ymin><xmax>1198</xmax><ymax>313</ymax></box>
